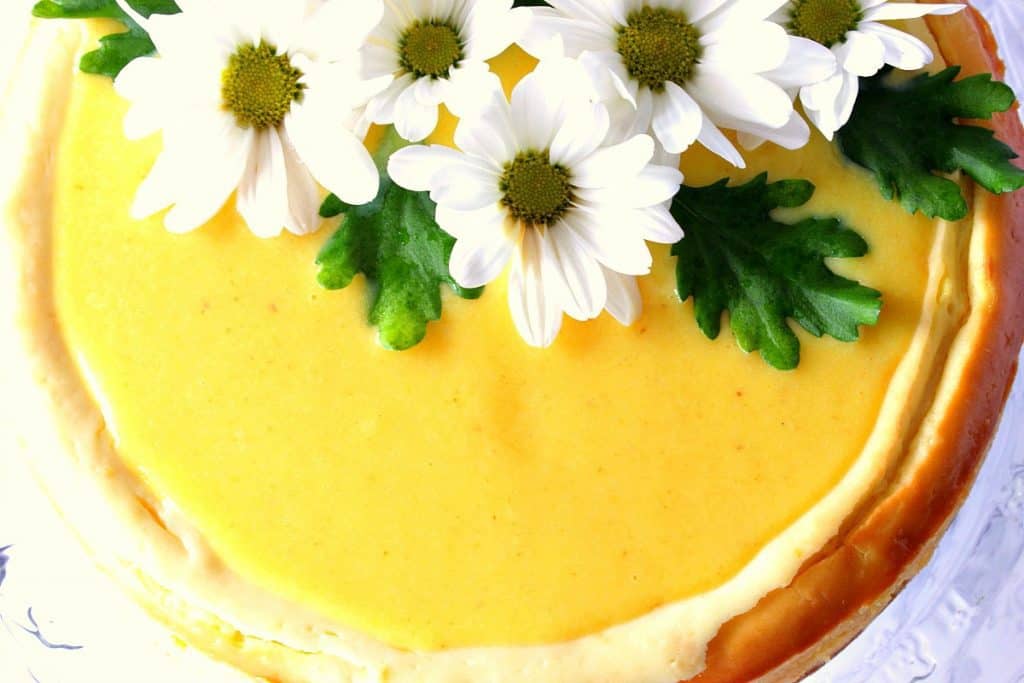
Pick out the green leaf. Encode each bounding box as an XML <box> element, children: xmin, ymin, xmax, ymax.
<box><xmin>317</xmin><ymin>129</ymin><xmax>483</xmax><ymax>351</ymax></box>
<box><xmin>837</xmin><ymin>67</ymin><xmax>1024</xmax><ymax>221</ymax></box>
<box><xmin>32</xmin><ymin>0</ymin><xmax>180</xmax><ymax>78</ymax></box>
<box><xmin>671</xmin><ymin>173</ymin><xmax>882</xmax><ymax>371</ymax></box>
<box><xmin>318</xmin><ymin>194</ymin><xmax>352</xmax><ymax>220</ymax></box>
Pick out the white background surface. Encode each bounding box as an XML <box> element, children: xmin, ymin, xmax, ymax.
<box><xmin>1</xmin><ymin>1</ymin><xmax>1023</xmax><ymax>681</ymax></box>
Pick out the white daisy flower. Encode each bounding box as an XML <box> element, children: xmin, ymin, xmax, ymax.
<box><xmin>518</xmin><ymin>0</ymin><xmax>836</xmax><ymax>167</ymax></box>
<box><xmin>388</xmin><ymin>59</ymin><xmax>684</xmax><ymax>347</ymax></box>
<box><xmin>361</xmin><ymin>0</ymin><xmax>528</xmax><ymax>143</ymax></box>
<box><xmin>776</xmin><ymin>0</ymin><xmax>964</xmax><ymax>139</ymax></box>
<box><xmin>112</xmin><ymin>0</ymin><xmax>392</xmax><ymax>237</ymax></box>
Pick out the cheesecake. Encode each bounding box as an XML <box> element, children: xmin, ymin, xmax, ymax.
<box><xmin>2</xmin><ymin>3</ymin><xmax>1022</xmax><ymax>682</ymax></box>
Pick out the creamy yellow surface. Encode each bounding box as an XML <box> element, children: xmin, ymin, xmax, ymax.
<box><xmin>51</xmin><ymin>46</ymin><xmax>941</xmax><ymax>651</ymax></box>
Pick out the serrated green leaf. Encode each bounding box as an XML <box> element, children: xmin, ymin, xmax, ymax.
<box><xmin>33</xmin><ymin>0</ymin><xmax>123</xmax><ymax>19</ymax></box>
<box><xmin>837</xmin><ymin>67</ymin><xmax>1024</xmax><ymax>221</ymax></box>
<box><xmin>671</xmin><ymin>173</ymin><xmax>882</xmax><ymax>370</ymax></box>
<box><xmin>33</xmin><ymin>0</ymin><xmax>180</xmax><ymax>78</ymax></box>
<box><xmin>319</xmin><ymin>194</ymin><xmax>352</xmax><ymax>219</ymax></box>
<box><xmin>78</xmin><ymin>30</ymin><xmax>154</xmax><ymax>76</ymax></box>
<box><xmin>317</xmin><ymin>129</ymin><xmax>482</xmax><ymax>351</ymax></box>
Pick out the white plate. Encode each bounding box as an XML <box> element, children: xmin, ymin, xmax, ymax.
<box><xmin>1</xmin><ymin>1</ymin><xmax>1023</xmax><ymax>680</ymax></box>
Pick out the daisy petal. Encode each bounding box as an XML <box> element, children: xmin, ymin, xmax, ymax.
<box><xmin>701</xmin><ymin>20</ymin><xmax>789</xmax><ymax>73</ymax></box>
<box><xmin>548</xmin><ymin>0</ymin><xmax>624</xmax><ymax>28</ymax></box>
<box><xmin>801</xmin><ymin>69</ymin><xmax>859</xmax><ymax>139</ymax></box>
<box><xmin>365</xmin><ymin>74</ymin><xmax>416</xmax><ymax>124</ymax></box>
<box><xmin>508</xmin><ymin>229</ymin><xmax>564</xmax><ymax>348</ymax></box>
<box><xmin>857</xmin><ymin>22</ymin><xmax>934</xmax><ymax>70</ymax></box>
<box><xmin>295</xmin><ymin>0</ymin><xmax>385</xmax><ymax>62</ymax></box>
<box><xmin>123</xmin><ymin>104</ymin><xmax>164</xmax><ymax>141</ymax></box>
<box><xmin>115</xmin><ymin>57</ymin><xmax>180</xmax><ymax>139</ymax></box>
<box><xmin>697</xmin><ymin>118</ymin><xmax>746</xmax><ymax>167</ymax></box>
<box><xmin>162</xmin><ymin>121</ymin><xmax>253</xmax><ymax>233</ymax></box>
<box><xmin>604</xmin><ymin>55</ymin><xmax>641</xmax><ymax>107</ymax></box>
<box><xmin>862</xmin><ymin>2</ymin><xmax>964</xmax><ymax>21</ymax></box>
<box><xmin>465</xmin><ymin>4</ymin><xmax>530</xmax><ymax>60</ymax></box>
<box><xmin>454</xmin><ymin>105</ymin><xmax>517</xmax><ymax>168</ymax></box>
<box><xmin>547</xmin><ymin>224</ymin><xmax>607</xmax><ymax>320</ymax></box>
<box><xmin>388</xmin><ymin>145</ymin><xmax>468</xmax><ymax>191</ymax></box>
<box><xmin>562</xmin><ymin>209</ymin><xmax>654</xmax><ymax>276</ymax></box>
<box><xmin>519</xmin><ymin>13</ymin><xmax>612</xmax><ymax>59</ymax></box>
<box><xmin>362</xmin><ymin>44</ymin><xmax>399</xmax><ymax>80</ymax></box>
<box><xmin>799</xmin><ymin>69</ymin><xmax>843</xmax><ymax>111</ymax></box>
<box><xmin>449</xmin><ymin>223</ymin><xmax>518</xmax><ymax>289</ymax></box>
<box><xmin>736</xmin><ymin>110</ymin><xmax>811</xmax><ymax>151</ymax></box>
<box><xmin>602</xmin><ymin>268</ymin><xmax>642</xmax><ymax>326</ymax></box>
<box><xmin>578</xmin><ymin>165</ymin><xmax>683</xmax><ymax>208</ymax></box>
<box><xmin>143</xmin><ymin>10</ymin><xmax>232</xmax><ymax>68</ymax></box>
<box><xmin>689</xmin><ymin>67</ymin><xmax>792</xmax><ymax>129</ymax></box>
<box><xmin>435</xmin><ymin>204</ymin><xmax>508</xmax><ymax>240</ymax></box>
<box><xmin>281</xmin><ymin>132</ymin><xmax>322</xmax><ymax>235</ymax></box>
<box><xmin>835</xmin><ymin>31</ymin><xmax>886</xmax><ymax>77</ymax></box>
<box><xmin>286</xmin><ymin>101</ymin><xmax>379</xmax><ymax>206</ymax></box>
<box><xmin>550</xmin><ymin>103</ymin><xmax>612</xmax><ymax>168</ymax></box>
<box><xmin>413</xmin><ymin>76</ymin><xmax>448</xmax><ymax>108</ymax></box>
<box><xmin>687</xmin><ymin>0</ymin><xmax>743</xmax><ymax>31</ymax></box>
<box><xmin>652</xmin><ymin>83</ymin><xmax>704</xmax><ymax>154</ymax></box>
<box><xmin>430</xmin><ymin>164</ymin><xmax>502</xmax><ymax>211</ymax></box>
<box><xmin>445</xmin><ymin>63</ymin><xmax>505</xmax><ymax>119</ymax></box>
<box><xmin>237</xmin><ymin>127</ymin><xmax>289</xmax><ymax>238</ymax></box>
<box><xmin>394</xmin><ymin>82</ymin><xmax>440</xmax><ymax>142</ymax></box>
<box><xmin>578</xmin><ymin>51</ymin><xmax>636</xmax><ymax>106</ymax></box>
<box><xmin>510</xmin><ymin>58</ymin><xmax>592</xmax><ymax>150</ymax></box>
<box><xmin>761</xmin><ymin>37</ymin><xmax>837</xmax><ymax>89</ymax></box>
<box><xmin>132</xmin><ymin>148</ymin><xmax>186</xmax><ymax>220</ymax></box>
<box><xmin>718</xmin><ymin>0</ymin><xmax>792</xmax><ymax>22</ymax></box>
<box><xmin>248</xmin><ymin>0</ymin><xmax>306</xmax><ymax>51</ymax></box>
<box><xmin>573</xmin><ymin>135</ymin><xmax>655</xmax><ymax>189</ymax></box>
<box><xmin>833</xmin><ymin>70</ymin><xmax>861</xmax><ymax>133</ymax></box>
<box><xmin>637</xmin><ymin>204</ymin><xmax>684</xmax><ymax>243</ymax></box>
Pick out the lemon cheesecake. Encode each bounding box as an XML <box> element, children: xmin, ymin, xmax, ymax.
<box><xmin>2</xmin><ymin>1</ymin><xmax>1023</xmax><ymax>682</ymax></box>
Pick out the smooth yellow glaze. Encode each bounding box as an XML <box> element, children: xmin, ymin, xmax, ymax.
<box><xmin>52</xmin><ymin>46</ymin><xmax>941</xmax><ymax>650</ymax></box>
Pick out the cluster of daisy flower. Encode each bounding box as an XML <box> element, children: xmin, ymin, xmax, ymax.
<box><xmin>114</xmin><ymin>0</ymin><xmax>961</xmax><ymax>346</ymax></box>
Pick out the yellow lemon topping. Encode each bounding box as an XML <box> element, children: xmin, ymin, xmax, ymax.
<box><xmin>52</xmin><ymin>47</ymin><xmax>944</xmax><ymax>651</ymax></box>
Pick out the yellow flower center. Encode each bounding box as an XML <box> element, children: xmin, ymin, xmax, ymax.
<box><xmin>399</xmin><ymin>20</ymin><xmax>464</xmax><ymax>79</ymax></box>
<box><xmin>221</xmin><ymin>42</ymin><xmax>304</xmax><ymax>130</ymax></box>
<box><xmin>617</xmin><ymin>6</ymin><xmax>703</xmax><ymax>92</ymax></box>
<box><xmin>788</xmin><ymin>0</ymin><xmax>862</xmax><ymax>47</ymax></box>
<box><xmin>500</xmin><ymin>151</ymin><xmax>574</xmax><ymax>226</ymax></box>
